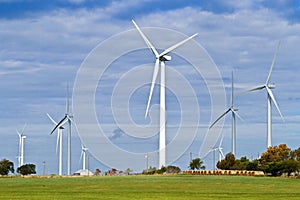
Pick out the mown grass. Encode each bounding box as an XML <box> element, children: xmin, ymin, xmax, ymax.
<box><xmin>0</xmin><ymin>175</ymin><xmax>300</xmax><ymax>199</ymax></box>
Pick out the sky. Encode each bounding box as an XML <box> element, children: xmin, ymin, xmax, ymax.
<box><xmin>0</xmin><ymin>0</ymin><xmax>300</xmax><ymax>174</ymax></box>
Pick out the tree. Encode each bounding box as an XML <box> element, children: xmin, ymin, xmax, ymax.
<box><xmin>217</xmin><ymin>153</ymin><xmax>235</xmax><ymax>170</ymax></box>
<box><xmin>291</xmin><ymin>147</ymin><xmax>300</xmax><ymax>161</ymax></box>
<box><xmin>258</xmin><ymin>144</ymin><xmax>298</xmax><ymax>176</ymax></box>
<box><xmin>232</xmin><ymin>156</ymin><xmax>249</xmax><ymax>170</ymax></box>
<box><xmin>246</xmin><ymin>160</ymin><xmax>260</xmax><ymax>171</ymax></box>
<box><xmin>264</xmin><ymin>162</ymin><xmax>283</xmax><ymax>176</ymax></box>
<box><xmin>17</xmin><ymin>164</ymin><xmax>36</xmax><ymax>175</ymax></box>
<box><xmin>0</xmin><ymin>159</ymin><xmax>14</xmax><ymax>175</ymax></box>
<box><xmin>189</xmin><ymin>158</ymin><xmax>204</xmax><ymax>170</ymax></box>
<box><xmin>156</xmin><ymin>166</ymin><xmax>167</xmax><ymax>174</ymax></box>
<box><xmin>281</xmin><ymin>160</ymin><xmax>299</xmax><ymax>176</ymax></box>
<box><xmin>260</xmin><ymin>144</ymin><xmax>291</xmax><ymax>164</ymax></box>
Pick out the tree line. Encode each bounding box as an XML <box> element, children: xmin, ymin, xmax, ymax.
<box><xmin>2</xmin><ymin>143</ymin><xmax>299</xmax><ymax>177</ymax></box>
<box><xmin>216</xmin><ymin>144</ymin><xmax>300</xmax><ymax>176</ymax></box>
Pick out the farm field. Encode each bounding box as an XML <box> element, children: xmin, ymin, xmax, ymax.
<box><xmin>0</xmin><ymin>175</ymin><xmax>300</xmax><ymax>199</ymax></box>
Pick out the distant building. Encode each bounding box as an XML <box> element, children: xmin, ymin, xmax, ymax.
<box><xmin>73</xmin><ymin>169</ymin><xmax>94</xmax><ymax>176</ymax></box>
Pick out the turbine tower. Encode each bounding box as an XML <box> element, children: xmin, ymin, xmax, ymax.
<box><xmin>50</xmin><ymin>85</ymin><xmax>73</xmax><ymax>175</ymax></box>
<box><xmin>17</xmin><ymin>124</ymin><xmax>27</xmax><ymax>167</ymax></box>
<box><xmin>245</xmin><ymin>42</ymin><xmax>284</xmax><ymax>148</ymax></box>
<box><xmin>209</xmin><ymin>72</ymin><xmax>241</xmax><ymax>155</ymax></box>
<box><xmin>47</xmin><ymin>113</ymin><xmax>66</xmax><ymax>176</ymax></box>
<box><xmin>80</xmin><ymin>145</ymin><xmax>88</xmax><ymax>170</ymax></box>
<box><xmin>132</xmin><ymin>20</ymin><xmax>198</xmax><ymax>168</ymax></box>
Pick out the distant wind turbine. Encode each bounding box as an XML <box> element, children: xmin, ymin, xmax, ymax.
<box><xmin>209</xmin><ymin>72</ymin><xmax>242</xmax><ymax>155</ymax></box>
<box><xmin>245</xmin><ymin>42</ymin><xmax>284</xmax><ymax>148</ymax></box>
<box><xmin>216</xmin><ymin>135</ymin><xmax>225</xmax><ymax>162</ymax></box>
<box><xmin>50</xmin><ymin>85</ymin><xmax>73</xmax><ymax>175</ymax></box>
<box><xmin>80</xmin><ymin>145</ymin><xmax>88</xmax><ymax>170</ymax></box>
<box><xmin>47</xmin><ymin>113</ymin><xmax>65</xmax><ymax>176</ymax></box>
<box><xmin>209</xmin><ymin>135</ymin><xmax>225</xmax><ymax>170</ymax></box>
<box><xmin>132</xmin><ymin>19</ymin><xmax>198</xmax><ymax>168</ymax></box>
<box><xmin>17</xmin><ymin>124</ymin><xmax>27</xmax><ymax>167</ymax></box>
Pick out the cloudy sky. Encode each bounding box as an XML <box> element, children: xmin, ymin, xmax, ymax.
<box><xmin>0</xmin><ymin>0</ymin><xmax>300</xmax><ymax>174</ymax></box>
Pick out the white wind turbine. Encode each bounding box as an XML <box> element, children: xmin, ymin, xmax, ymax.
<box><xmin>216</xmin><ymin>135</ymin><xmax>225</xmax><ymax>162</ymax></box>
<box><xmin>47</xmin><ymin>113</ymin><xmax>66</xmax><ymax>176</ymax></box>
<box><xmin>80</xmin><ymin>145</ymin><xmax>88</xmax><ymax>170</ymax></box>
<box><xmin>209</xmin><ymin>72</ymin><xmax>242</xmax><ymax>155</ymax></box>
<box><xmin>50</xmin><ymin>85</ymin><xmax>73</xmax><ymax>175</ymax></box>
<box><xmin>132</xmin><ymin>20</ymin><xmax>198</xmax><ymax>168</ymax></box>
<box><xmin>245</xmin><ymin>42</ymin><xmax>284</xmax><ymax>148</ymax></box>
<box><xmin>17</xmin><ymin>124</ymin><xmax>27</xmax><ymax>167</ymax></box>
<box><xmin>209</xmin><ymin>135</ymin><xmax>225</xmax><ymax>169</ymax></box>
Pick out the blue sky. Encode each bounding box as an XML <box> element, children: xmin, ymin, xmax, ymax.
<box><xmin>1</xmin><ymin>0</ymin><xmax>300</xmax><ymax>174</ymax></box>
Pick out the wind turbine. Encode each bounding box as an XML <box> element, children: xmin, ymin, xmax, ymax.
<box><xmin>245</xmin><ymin>42</ymin><xmax>284</xmax><ymax>148</ymax></box>
<box><xmin>216</xmin><ymin>135</ymin><xmax>225</xmax><ymax>162</ymax></box>
<box><xmin>80</xmin><ymin>145</ymin><xmax>88</xmax><ymax>170</ymax></box>
<box><xmin>209</xmin><ymin>135</ymin><xmax>225</xmax><ymax>170</ymax></box>
<box><xmin>209</xmin><ymin>72</ymin><xmax>241</xmax><ymax>155</ymax></box>
<box><xmin>132</xmin><ymin>20</ymin><xmax>198</xmax><ymax>168</ymax></box>
<box><xmin>47</xmin><ymin>113</ymin><xmax>66</xmax><ymax>176</ymax></box>
<box><xmin>50</xmin><ymin>85</ymin><xmax>73</xmax><ymax>175</ymax></box>
<box><xmin>17</xmin><ymin>124</ymin><xmax>27</xmax><ymax>167</ymax></box>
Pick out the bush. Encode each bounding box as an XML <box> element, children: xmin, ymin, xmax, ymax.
<box><xmin>17</xmin><ymin>164</ymin><xmax>36</xmax><ymax>175</ymax></box>
<box><xmin>166</xmin><ymin>165</ymin><xmax>181</xmax><ymax>173</ymax></box>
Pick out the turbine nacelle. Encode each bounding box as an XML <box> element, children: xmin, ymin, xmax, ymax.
<box><xmin>267</xmin><ymin>84</ymin><xmax>275</xmax><ymax>89</ymax></box>
<box><xmin>232</xmin><ymin>107</ymin><xmax>239</xmax><ymax>112</ymax></box>
<box><xmin>82</xmin><ymin>146</ymin><xmax>88</xmax><ymax>152</ymax></box>
<box><xmin>160</xmin><ymin>55</ymin><xmax>171</xmax><ymax>61</ymax></box>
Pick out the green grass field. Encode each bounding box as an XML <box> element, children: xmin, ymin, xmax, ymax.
<box><xmin>0</xmin><ymin>175</ymin><xmax>300</xmax><ymax>199</ymax></box>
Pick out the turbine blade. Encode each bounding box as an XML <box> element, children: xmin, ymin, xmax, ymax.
<box><xmin>232</xmin><ymin>110</ymin><xmax>244</xmax><ymax>122</ymax></box>
<box><xmin>266</xmin><ymin>87</ymin><xmax>284</xmax><ymax>121</ymax></box>
<box><xmin>50</xmin><ymin>116</ymin><xmax>68</xmax><ymax>135</ymax></box>
<box><xmin>145</xmin><ymin>59</ymin><xmax>160</xmax><ymax>117</ymax></box>
<box><xmin>266</xmin><ymin>41</ymin><xmax>280</xmax><ymax>85</ymax></box>
<box><xmin>16</xmin><ymin>130</ymin><xmax>21</xmax><ymax>137</ymax></box>
<box><xmin>219</xmin><ymin>149</ymin><xmax>225</xmax><ymax>159</ymax></box>
<box><xmin>66</xmin><ymin>84</ymin><xmax>69</xmax><ymax>115</ymax></box>
<box><xmin>208</xmin><ymin>148</ymin><xmax>214</xmax><ymax>153</ymax></box>
<box><xmin>66</xmin><ymin>115</ymin><xmax>74</xmax><ymax>127</ymax></box>
<box><xmin>219</xmin><ymin>135</ymin><xmax>224</xmax><ymax>148</ymax></box>
<box><xmin>242</xmin><ymin>85</ymin><xmax>265</xmax><ymax>94</ymax></box>
<box><xmin>132</xmin><ymin>20</ymin><xmax>159</xmax><ymax>58</ymax></box>
<box><xmin>21</xmin><ymin>123</ymin><xmax>27</xmax><ymax>135</ymax></box>
<box><xmin>159</xmin><ymin>33</ymin><xmax>198</xmax><ymax>57</ymax></box>
<box><xmin>66</xmin><ymin>114</ymin><xmax>74</xmax><ymax>122</ymax></box>
<box><xmin>209</xmin><ymin>108</ymin><xmax>231</xmax><ymax>129</ymax></box>
<box><xmin>230</xmin><ymin>71</ymin><xmax>234</xmax><ymax>108</ymax></box>
<box><xmin>47</xmin><ymin>113</ymin><xmax>58</xmax><ymax>125</ymax></box>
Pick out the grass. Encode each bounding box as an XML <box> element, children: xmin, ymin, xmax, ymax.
<box><xmin>0</xmin><ymin>175</ymin><xmax>300</xmax><ymax>199</ymax></box>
